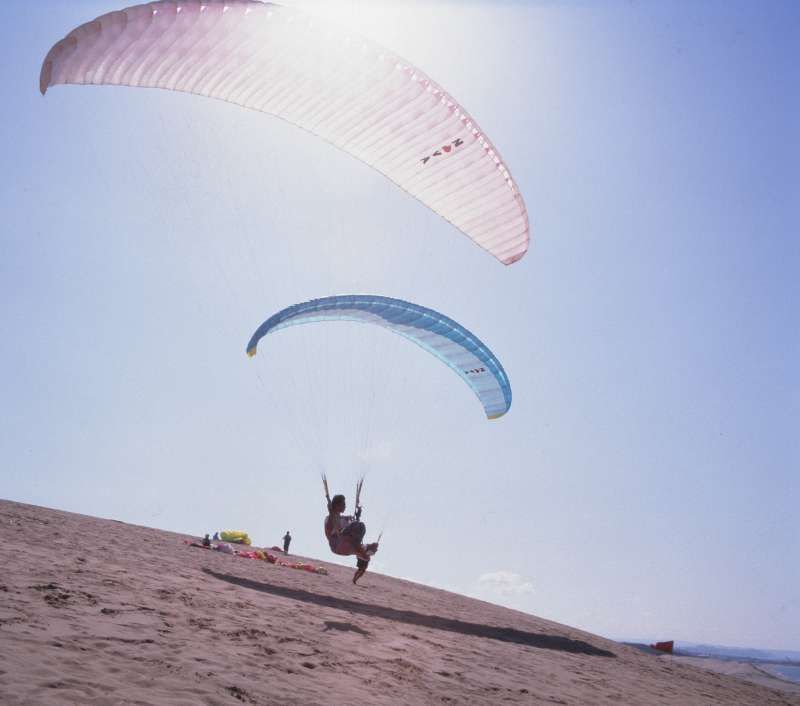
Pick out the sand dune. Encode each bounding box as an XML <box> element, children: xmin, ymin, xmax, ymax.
<box><xmin>1</xmin><ymin>499</ymin><xmax>797</xmax><ymax>705</ymax></box>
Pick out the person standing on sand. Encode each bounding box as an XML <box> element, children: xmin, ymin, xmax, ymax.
<box><xmin>324</xmin><ymin>493</ymin><xmax>378</xmax><ymax>584</ymax></box>
<box><xmin>283</xmin><ymin>531</ymin><xmax>292</xmax><ymax>554</ymax></box>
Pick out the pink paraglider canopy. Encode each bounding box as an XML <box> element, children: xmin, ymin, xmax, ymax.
<box><xmin>40</xmin><ymin>0</ymin><xmax>529</xmax><ymax>264</ymax></box>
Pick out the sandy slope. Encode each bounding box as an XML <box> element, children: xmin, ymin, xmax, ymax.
<box><xmin>1</xmin><ymin>499</ymin><xmax>797</xmax><ymax>706</ymax></box>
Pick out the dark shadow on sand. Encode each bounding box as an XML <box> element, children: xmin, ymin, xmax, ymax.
<box><xmin>203</xmin><ymin>569</ymin><xmax>615</xmax><ymax>657</ymax></box>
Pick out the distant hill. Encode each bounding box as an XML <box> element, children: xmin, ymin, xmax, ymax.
<box><xmin>676</xmin><ymin>643</ymin><xmax>800</xmax><ymax>665</ymax></box>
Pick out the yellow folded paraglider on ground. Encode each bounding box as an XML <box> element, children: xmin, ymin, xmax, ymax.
<box><xmin>220</xmin><ymin>531</ymin><xmax>251</xmax><ymax>546</ymax></box>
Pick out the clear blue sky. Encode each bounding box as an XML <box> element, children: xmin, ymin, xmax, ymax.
<box><xmin>2</xmin><ymin>0</ymin><xmax>797</xmax><ymax>650</ymax></box>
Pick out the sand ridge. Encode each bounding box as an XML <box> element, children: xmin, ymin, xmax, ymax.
<box><xmin>1</xmin><ymin>499</ymin><xmax>797</xmax><ymax>705</ymax></box>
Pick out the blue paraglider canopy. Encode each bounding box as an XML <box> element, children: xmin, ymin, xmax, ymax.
<box><xmin>247</xmin><ymin>295</ymin><xmax>512</xmax><ymax>419</ymax></box>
